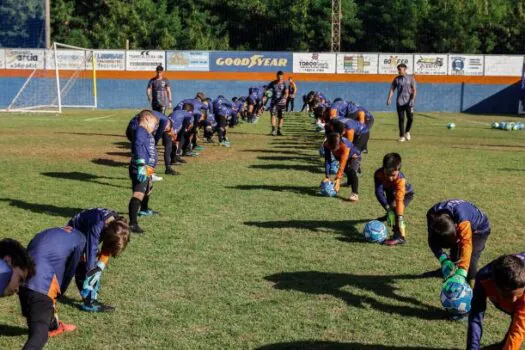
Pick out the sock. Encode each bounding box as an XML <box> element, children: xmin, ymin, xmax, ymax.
<box><xmin>129</xmin><ymin>197</ymin><xmax>141</xmax><ymax>225</ymax></box>
<box><xmin>140</xmin><ymin>195</ymin><xmax>149</xmax><ymax>211</ymax></box>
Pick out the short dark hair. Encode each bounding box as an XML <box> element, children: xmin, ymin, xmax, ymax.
<box><xmin>333</xmin><ymin>98</ymin><xmax>342</xmax><ymax>103</ymax></box>
<box><xmin>327</xmin><ymin>132</ymin><xmax>341</xmax><ymax>149</ymax></box>
<box><xmin>101</xmin><ymin>217</ymin><xmax>130</xmax><ymax>258</ymax></box>
<box><xmin>331</xmin><ymin>119</ymin><xmax>345</xmax><ymax>135</ymax></box>
<box><xmin>397</xmin><ymin>63</ymin><xmax>407</xmax><ymax>69</ymax></box>
<box><xmin>277</xmin><ymin>70</ymin><xmax>284</xmax><ymax>76</ymax></box>
<box><xmin>427</xmin><ymin>211</ymin><xmax>457</xmax><ymax>248</ymax></box>
<box><xmin>383</xmin><ymin>153</ymin><xmax>402</xmax><ymax>171</ymax></box>
<box><xmin>195</xmin><ymin>92</ymin><xmax>206</xmax><ymax>101</ymax></box>
<box><xmin>182</xmin><ymin>103</ymin><xmax>194</xmax><ymax>112</ymax></box>
<box><xmin>492</xmin><ymin>255</ymin><xmax>525</xmax><ymax>290</ymax></box>
<box><xmin>0</xmin><ymin>239</ymin><xmax>35</xmax><ymax>279</ymax></box>
<box><xmin>156</xmin><ymin>65</ymin><xmax>164</xmax><ymax>72</ymax></box>
<box><xmin>232</xmin><ymin>97</ymin><xmax>238</xmax><ymax>102</ymax></box>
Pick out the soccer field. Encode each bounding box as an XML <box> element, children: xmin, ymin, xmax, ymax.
<box><xmin>0</xmin><ymin>110</ymin><xmax>524</xmax><ymax>349</ymax></box>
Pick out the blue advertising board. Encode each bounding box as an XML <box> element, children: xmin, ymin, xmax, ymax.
<box><xmin>209</xmin><ymin>51</ymin><xmax>292</xmax><ymax>72</ymax></box>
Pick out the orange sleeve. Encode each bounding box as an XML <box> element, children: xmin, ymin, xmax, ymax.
<box><xmin>503</xmin><ymin>299</ymin><xmax>525</xmax><ymax>350</ymax></box>
<box><xmin>344</xmin><ymin>129</ymin><xmax>355</xmax><ymax>142</ymax></box>
<box><xmin>357</xmin><ymin>110</ymin><xmax>366</xmax><ymax>124</ymax></box>
<box><xmin>394</xmin><ymin>178</ymin><xmax>406</xmax><ymax>215</ymax></box>
<box><xmin>98</xmin><ymin>252</ymin><xmax>111</xmax><ymax>266</ymax></box>
<box><xmin>457</xmin><ymin>221</ymin><xmax>473</xmax><ymax>271</ymax></box>
<box><xmin>329</xmin><ymin>108</ymin><xmax>337</xmax><ymax>119</ymax></box>
<box><xmin>336</xmin><ymin>145</ymin><xmax>350</xmax><ymax>180</ymax></box>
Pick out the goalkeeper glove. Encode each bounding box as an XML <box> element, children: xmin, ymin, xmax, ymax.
<box><xmin>443</xmin><ymin>268</ymin><xmax>468</xmax><ymax>292</ymax></box>
<box><xmin>396</xmin><ymin>215</ymin><xmax>407</xmax><ymax>237</ymax></box>
<box><xmin>80</xmin><ymin>261</ymin><xmax>105</xmax><ymax>302</ymax></box>
<box><xmin>439</xmin><ymin>254</ymin><xmax>456</xmax><ymax>280</ymax></box>
<box><xmin>133</xmin><ymin>159</ymin><xmax>148</xmax><ymax>183</ymax></box>
<box><xmin>386</xmin><ymin>208</ymin><xmax>396</xmax><ymax>227</ymax></box>
<box><xmin>334</xmin><ymin>178</ymin><xmax>341</xmax><ymax>192</ymax></box>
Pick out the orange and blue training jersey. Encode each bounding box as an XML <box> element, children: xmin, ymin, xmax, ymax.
<box><xmin>467</xmin><ymin>253</ymin><xmax>525</xmax><ymax>350</ymax></box>
<box><xmin>374</xmin><ymin>167</ymin><xmax>413</xmax><ymax>215</ymax></box>
<box><xmin>329</xmin><ymin>99</ymin><xmax>349</xmax><ymax>120</ymax></box>
<box><xmin>324</xmin><ymin>137</ymin><xmax>360</xmax><ymax>179</ymax></box>
<box><xmin>133</xmin><ymin>126</ymin><xmax>157</xmax><ymax>168</ymax></box>
<box><xmin>23</xmin><ymin>227</ymin><xmax>86</xmax><ymax>301</ymax></box>
<box><xmin>339</xmin><ymin>118</ymin><xmax>369</xmax><ymax>143</ymax></box>
<box><xmin>427</xmin><ymin>200</ymin><xmax>490</xmax><ymax>271</ymax></box>
<box><xmin>68</xmin><ymin>208</ymin><xmax>117</xmax><ymax>272</ymax></box>
<box><xmin>347</xmin><ymin>102</ymin><xmax>374</xmax><ymax>125</ymax></box>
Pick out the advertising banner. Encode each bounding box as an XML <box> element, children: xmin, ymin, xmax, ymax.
<box><xmin>293</xmin><ymin>53</ymin><xmax>337</xmax><ymax>73</ymax></box>
<box><xmin>126</xmin><ymin>50</ymin><xmax>166</xmax><ymax>71</ymax></box>
<box><xmin>209</xmin><ymin>51</ymin><xmax>292</xmax><ymax>72</ymax></box>
<box><xmin>414</xmin><ymin>54</ymin><xmax>448</xmax><ymax>75</ymax></box>
<box><xmin>46</xmin><ymin>49</ymin><xmax>86</xmax><ymax>69</ymax></box>
<box><xmin>336</xmin><ymin>53</ymin><xmax>378</xmax><ymax>74</ymax></box>
<box><xmin>166</xmin><ymin>51</ymin><xmax>209</xmax><ymax>71</ymax></box>
<box><xmin>448</xmin><ymin>55</ymin><xmax>484</xmax><ymax>76</ymax></box>
<box><xmin>5</xmin><ymin>49</ymin><xmax>45</xmax><ymax>69</ymax></box>
<box><xmin>378</xmin><ymin>54</ymin><xmax>414</xmax><ymax>74</ymax></box>
<box><xmin>93</xmin><ymin>50</ymin><xmax>126</xmax><ymax>70</ymax></box>
<box><xmin>484</xmin><ymin>55</ymin><xmax>524</xmax><ymax>76</ymax></box>
<box><xmin>0</xmin><ymin>49</ymin><xmax>4</xmax><ymax>69</ymax></box>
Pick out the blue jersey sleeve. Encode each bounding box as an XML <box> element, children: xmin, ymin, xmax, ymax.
<box><xmin>324</xmin><ymin>146</ymin><xmax>332</xmax><ymax>177</ymax></box>
<box><xmin>60</xmin><ymin>235</ymin><xmax>86</xmax><ymax>294</ymax></box>
<box><xmin>427</xmin><ymin>210</ymin><xmax>444</xmax><ymax>259</ymax></box>
<box><xmin>467</xmin><ymin>275</ymin><xmax>487</xmax><ymax>350</ymax></box>
<box><xmin>374</xmin><ymin>170</ymin><xmax>388</xmax><ymax>209</ymax></box>
<box><xmin>133</xmin><ymin>128</ymin><xmax>150</xmax><ymax>161</ymax></box>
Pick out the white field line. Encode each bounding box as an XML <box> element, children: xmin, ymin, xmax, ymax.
<box><xmin>84</xmin><ymin>113</ymin><xmax>117</xmax><ymax>121</ymax></box>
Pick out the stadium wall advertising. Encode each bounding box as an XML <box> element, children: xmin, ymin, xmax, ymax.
<box><xmin>293</xmin><ymin>53</ymin><xmax>336</xmax><ymax>73</ymax></box>
<box><xmin>126</xmin><ymin>50</ymin><xmax>166</xmax><ymax>71</ymax></box>
<box><xmin>93</xmin><ymin>50</ymin><xmax>126</xmax><ymax>71</ymax></box>
<box><xmin>5</xmin><ymin>49</ymin><xmax>45</xmax><ymax>69</ymax></box>
<box><xmin>484</xmin><ymin>55</ymin><xmax>524</xmax><ymax>76</ymax></box>
<box><xmin>166</xmin><ymin>51</ymin><xmax>209</xmax><ymax>71</ymax></box>
<box><xmin>45</xmin><ymin>49</ymin><xmax>86</xmax><ymax>70</ymax></box>
<box><xmin>448</xmin><ymin>55</ymin><xmax>484</xmax><ymax>76</ymax></box>
<box><xmin>414</xmin><ymin>54</ymin><xmax>448</xmax><ymax>75</ymax></box>
<box><xmin>209</xmin><ymin>52</ymin><xmax>292</xmax><ymax>72</ymax></box>
<box><xmin>0</xmin><ymin>49</ymin><xmax>4</xmax><ymax>69</ymax></box>
<box><xmin>378</xmin><ymin>54</ymin><xmax>414</xmax><ymax>74</ymax></box>
<box><xmin>336</xmin><ymin>53</ymin><xmax>379</xmax><ymax>74</ymax></box>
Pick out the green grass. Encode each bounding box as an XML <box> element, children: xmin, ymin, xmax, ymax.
<box><xmin>0</xmin><ymin>109</ymin><xmax>524</xmax><ymax>349</ymax></box>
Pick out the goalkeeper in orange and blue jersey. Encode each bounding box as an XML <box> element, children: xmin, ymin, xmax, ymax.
<box><xmin>374</xmin><ymin>153</ymin><xmax>414</xmax><ymax>246</ymax></box>
<box><xmin>427</xmin><ymin>200</ymin><xmax>491</xmax><ymax>287</ymax></box>
<box><xmin>467</xmin><ymin>253</ymin><xmax>525</xmax><ymax>350</ymax></box>
<box><xmin>323</xmin><ymin>132</ymin><xmax>361</xmax><ymax>202</ymax></box>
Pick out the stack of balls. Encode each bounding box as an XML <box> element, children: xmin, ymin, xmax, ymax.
<box><xmin>491</xmin><ymin>121</ymin><xmax>525</xmax><ymax>131</ymax></box>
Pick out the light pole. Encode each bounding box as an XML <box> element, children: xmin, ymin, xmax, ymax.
<box><xmin>45</xmin><ymin>0</ymin><xmax>51</xmax><ymax>48</ymax></box>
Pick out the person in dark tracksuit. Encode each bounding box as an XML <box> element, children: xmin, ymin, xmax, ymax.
<box><xmin>18</xmin><ymin>227</ymin><xmax>86</xmax><ymax>349</ymax></box>
<box><xmin>266</xmin><ymin>71</ymin><xmax>288</xmax><ymax>136</ymax></box>
<box><xmin>128</xmin><ymin>110</ymin><xmax>158</xmax><ymax>234</ymax></box>
<box><xmin>146</xmin><ymin>65</ymin><xmax>172</xmax><ymax>114</ymax></box>
<box><xmin>67</xmin><ymin>208</ymin><xmax>130</xmax><ymax>313</ymax></box>
<box><xmin>387</xmin><ymin>63</ymin><xmax>417</xmax><ymax>142</ymax></box>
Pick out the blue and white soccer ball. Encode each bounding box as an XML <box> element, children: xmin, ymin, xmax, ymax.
<box><xmin>499</xmin><ymin>122</ymin><xmax>507</xmax><ymax>130</ymax></box>
<box><xmin>440</xmin><ymin>281</ymin><xmax>473</xmax><ymax>315</ymax></box>
<box><xmin>491</xmin><ymin>122</ymin><xmax>500</xmax><ymax>129</ymax></box>
<box><xmin>447</xmin><ymin>123</ymin><xmax>456</xmax><ymax>130</ymax></box>
<box><xmin>363</xmin><ymin>220</ymin><xmax>388</xmax><ymax>243</ymax></box>
<box><xmin>517</xmin><ymin>122</ymin><xmax>524</xmax><ymax>130</ymax></box>
<box><xmin>319</xmin><ymin>181</ymin><xmax>337</xmax><ymax>197</ymax></box>
<box><xmin>329</xmin><ymin>160</ymin><xmax>339</xmax><ymax>175</ymax></box>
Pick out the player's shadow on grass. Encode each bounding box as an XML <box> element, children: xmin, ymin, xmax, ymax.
<box><xmin>256</xmin><ymin>341</ymin><xmax>453</xmax><ymax>350</ymax></box>
<box><xmin>257</xmin><ymin>155</ymin><xmax>320</xmax><ymax>164</ymax></box>
<box><xmin>241</xmin><ymin>149</ymin><xmax>312</xmax><ymax>156</ymax></box>
<box><xmin>0</xmin><ymin>198</ymin><xmax>82</xmax><ymax>218</ymax></box>
<box><xmin>92</xmin><ymin>158</ymin><xmax>128</xmax><ymax>167</ymax></box>
<box><xmin>228</xmin><ymin>185</ymin><xmax>320</xmax><ymax>197</ymax></box>
<box><xmin>41</xmin><ymin>172</ymin><xmax>126</xmax><ymax>189</ymax></box>
<box><xmin>0</xmin><ymin>324</ymin><xmax>27</xmax><ymax>337</ymax></box>
<box><xmin>499</xmin><ymin>168</ymin><xmax>525</xmax><ymax>172</ymax></box>
<box><xmin>113</xmin><ymin>141</ymin><xmax>131</xmax><ymax>149</ymax></box>
<box><xmin>244</xmin><ymin>219</ymin><xmax>369</xmax><ymax>243</ymax></box>
<box><xmin>106</xmin><ymin>151</ymin><xmax>131</xmax><ymax>157</ymax></box>
<box><xmin>249</xmin><ymin>164</ymin><xmax>322</xmax><ymax>174</ymax></box>
<box><xmin>265</xmin><ymin>271</ymin><xmax>446</xmax><ymax>321</ymax></box>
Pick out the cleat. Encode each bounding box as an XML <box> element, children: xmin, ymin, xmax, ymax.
<box><xmin>348</xmin><ymin>193</ymin><xmax>359</xmax><ymax>202</ymax></box>
<box><xmin>49</xmin><ymin>321</ymin><xmax>76</xmax><ymax>337</ymax></box>
<box><xmin>80</xmin><ymin>300</ymin><xmax>115</xmax><ymax>313</ymax></box>
<box><xmin>398</xmin><ymin>136</ymin><xmax>406</xmax><ymax>142</ymax></box>
<box><xmin>165</xmin><ymin>167</ymin><xmax>180</xmax><ymax>176</ymax></box>
<box><xmin>151</xmin><ymin>173</ymin><xmax>163</xmax><ymax>182</ymax></box>
<box><xmin>276</xmin><ymin>130</ymin><xmax>283</xmax><ymax>136</ymax></box>
<box><xmin>362</xmin><ymin>149</ymin><xmax>368</xmax><ymax>154</ymax></box>
<box><xmin>383</xmin><ymin>236</ymin><xmax>407</xmax><ymax>246</ymax></box>
<box><xmin>271</xmin><ymin>129</ymin><xmax>277</xmax><ymax>136</ymax></box>
<box><xmin>405</xmin><ymin>132</ymin><xmax>411</xmax><ymax>141</ymax></box>
<box><xmin>137</xmin><ymin>209</ymin><xmax>159</xmax><ymax>217</ymax></box>
<box><xmin>194</xmin><ymin>145</ymin><xmax>205</xmax><ymax>151</ymax></box>
<box><xmin>220</xmin><ymin>141</ymin><xmax>231</xmax><ymax>148</ymax></box>
<box><xmin>130</xmin><ymin>224</ymin><xmax>145</xmax><ymax>234</ymax></box>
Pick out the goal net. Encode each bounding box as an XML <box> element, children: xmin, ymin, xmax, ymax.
<box><xmin>4</xmin><ymin>42</ymin><xmax>97</xmax><ymax>113</ymax></box>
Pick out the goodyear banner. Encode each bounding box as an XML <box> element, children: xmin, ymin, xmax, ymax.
<box><xmin>336</xmin><ymin>53</ymin><xmax>378</xmax><ymax>74</ymax></box>
<box><xmin>448</xmin><ymin>55</ymin><xmax>484</xmax><ymax>76</ymax></box>
<box><xmin>209</xmin><ymin>51</ymin><xmax>292</xmax><ymax>72</ymax></box>
<box><xmin>5</xmin><ymin>49</ymin><xmax>45</xmax><ymax>69</ymax></box>
<box><xmin>414</xmin><ymin>54</ymin><xmax>448</xmax><ymax>75</ymax></box>
<box><xmin>378</xmin><ymin>54</ymin><xmax>414</xmax><ymax>74</ymax></box>
<box><xmin>167</xmin><ymin>51</ymin><xmax>209</xmax><ymax>71</ymax></box>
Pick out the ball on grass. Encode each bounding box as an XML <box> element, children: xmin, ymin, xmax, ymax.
<box><xmin>363</xmin><ymin>220</ymin><xmax>388</xmax><ymax>243</ymax></box>
<box><xmin>447</xmin><ymin>123</ymin><xmax>456</xmax><ymax>129</ymax></box>
<box><xmin>491</xmin><ymin>122</ymin><xmax>499</xmax><ymax>129</ymax></box>
<box><xmin>440</xmin><ymin>281</ymin><xmax>473</xmax><ymax>316</ymax></box>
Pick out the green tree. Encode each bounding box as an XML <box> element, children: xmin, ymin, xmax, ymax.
<box><xmin>0</xmin><ymin>0</ymin><xmax>45</xmax><ymax>48</ymax></box>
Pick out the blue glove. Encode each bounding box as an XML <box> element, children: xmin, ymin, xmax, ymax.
<box><xmin>439</xmin><ymin>254</ymin><xmax>456</xmax><ymax>279</ymax></box>
<box><xmin>80</xmin><ymin>261</ymin><xmax>105</xmax><ymax>302</ymax></box>
<box><xmin>134</xmin><ymin>159</ymin><xmax>147</xmax><ymax>183</ymax></box>
<box><xmin>443</xmin><ymin>268</ymin><xmax>467</xmax><ymax>292</ymax></box>
<box><xmin>80</xmin><ymin>300</ymin><xmax>115</xmax><ymax>313</ymax></box>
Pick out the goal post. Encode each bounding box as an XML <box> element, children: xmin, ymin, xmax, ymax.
<box><xmin>2</xmin><ymin>42</ymin><xmax>97</xmax><ymax>113</ymax></box>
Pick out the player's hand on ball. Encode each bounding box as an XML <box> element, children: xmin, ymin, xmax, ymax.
<box><xmin>443</xmin><ymin>268</ymin><xmax>467</xmax><ymax>291</ymax></box>
<box><xmin>322</xmin><ymin>177</ymin><xmax>330</xmax><ymax>183</ymax></box>
<box><xmin>439</xmin><ymin>254</ymin><xmax>456</xmax><ymax>279</ymax></box>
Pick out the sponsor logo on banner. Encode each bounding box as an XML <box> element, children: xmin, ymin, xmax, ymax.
<box><xmin>378</xmin><ymin>54</ymin><xmax>413</xmax><ymax>74</ymax></box>
<box><xmin>336</xmin><ymin>53</ymin><xmax>378</xmax><ymax>74</ymax></box>
<box><xmin>93</xmin><ymin>50</ymin><xmax>125</xmax><ymax>70</ymax></box>
<box><xmin>166</xmin><ymin>51</ymin><xmax>209</xmax><ymax>71</ymax></box>
<box><xmin>126</xmin><ymin>50</ymin><xmax>166</xmax><ymax>71</ymax></box>
<box><xmin>46</xmin><ymin>50</ymin><xmax>86</xmax><ymax>70</ymax></box>
<box><xmin>414</xmin><ymin>55</ymin><xmax>448</xmax><ymax>75</ymax></box>
<box><xmin>293</xmin><ymin>53</ymin><xmax>336</xmax><ymax>73</ymax></box>
<box><xmin>5</xmin><ymin>49</ymin><xmax>45</xmax><ymax>69</ymax></box>
<box><xmin>448</xmin><ymin>55</ymin><xmax>483</xmax><ymax>76</ymax></box>
<box><xmin>209</xmin><ymin>52</ymin><xmax>292</xmax><ymax>72</ymax></box>
<box><xmin>0</xmin><ymin>49</ymin><xmax>4</xmax><ymax>69</ymax></box>
<box><xmin>484</xmin><ymin>55</ymin><xmax>524</xmax><ymax>76</ymax></box>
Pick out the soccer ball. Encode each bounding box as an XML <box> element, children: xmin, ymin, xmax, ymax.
<box><xmin>440</xmin><ymin>281</ymin><xmax>473</xmax><ymax>315</ymax></box>
<box><xmin>517</xmin><ymin>122</ymin><xmax>524</xmax><ymax>130</ymax></box>
<box><xmin>319</xmin><ymin>181</ymin><xmax>337</xmax><ymax>197</ymax></box>
<box><xmin>512</xmin><ymin>123</ymin><xmax>520</xmax><ymax>131</ymax></box>
<box><xmin>447</xmin><ymin>123</ymin><xmax>456</xmax><ymax>129</ymax></box>
<box><xmin>499</xmin><ymin>122</ymin><xmax>507</xmax><ymax>130</ymax></box>
<box><xmin>363</xmin><ymin>220</ymin><xmax>388</xmax><ymax>243</ymax></box>
<box><xmin>329</xmin><ymin>160</ymin><xmax>339</xmax><ymax>175</ymax></box>
<box><xmin>491</xmin><ymin>122</ymin><xmax>499</xmax><ymax>129</ymax></box>
<box><xmin>506</xmin><ymin>123</ymin><xmax>514</xmax><ymax>131</ymax></box>
<box><xmin>264</xmin><ymin>90</ymin><xmax>273</xmax><ymax>98</ymax></box>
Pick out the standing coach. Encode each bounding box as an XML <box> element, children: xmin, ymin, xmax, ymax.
<box><xmin>387</xmin><ymin>63</ymin><xmax>417</xmax><ymax>142</ymax></box>
<box><xmin>147</xmin><ymin>65</ymin><xmax>172</xmax><ymax>114</ymax></box>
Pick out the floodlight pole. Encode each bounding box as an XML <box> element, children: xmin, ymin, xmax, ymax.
<box><xmin>331</xmin><ymin>0</ymin><xmax>342</xmax><ymax>52</ymax></box>
<box><xmin>45</xmin><ymin>0</ymin><xmax>51</xmax><ymax>48</ymax></box>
